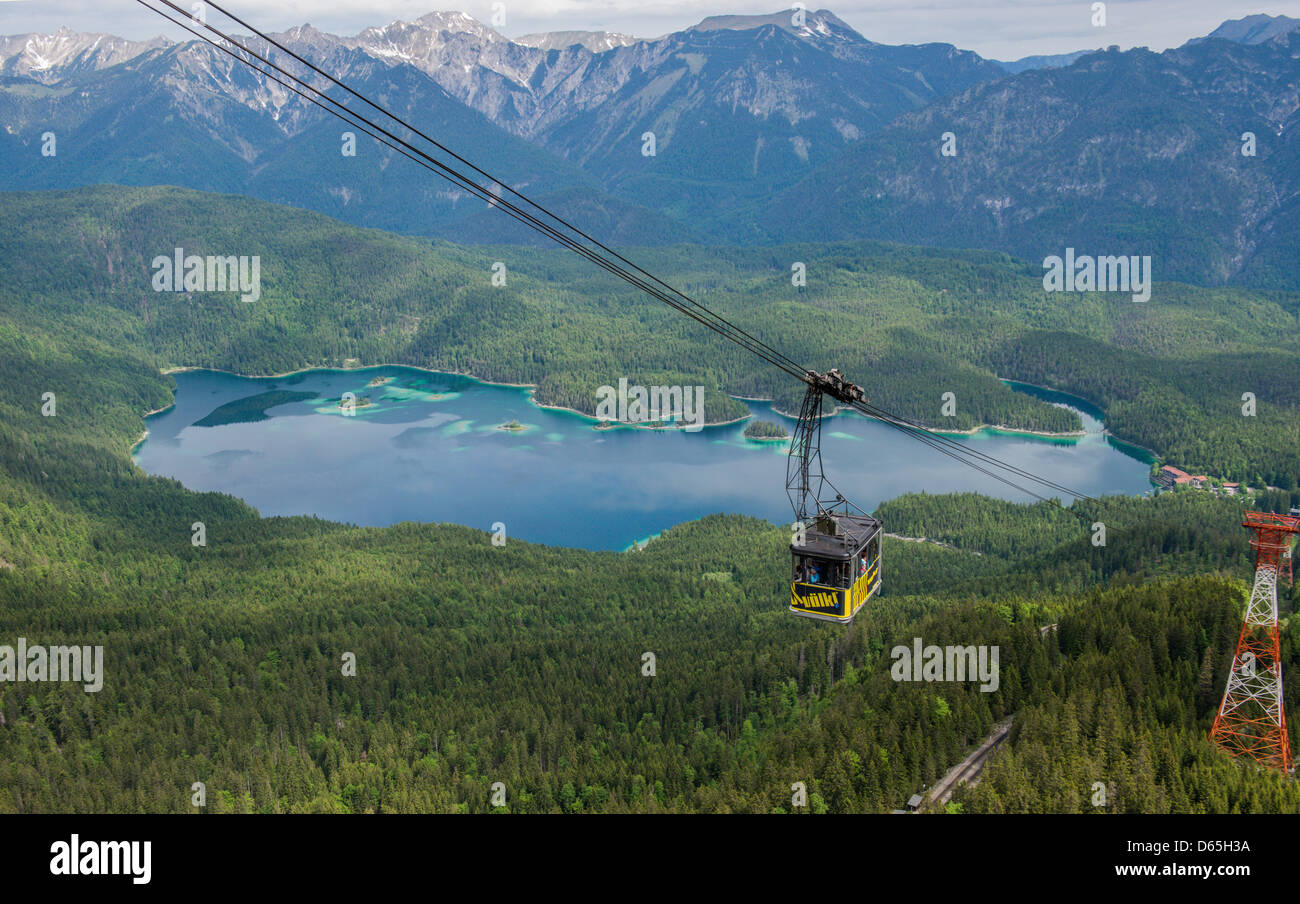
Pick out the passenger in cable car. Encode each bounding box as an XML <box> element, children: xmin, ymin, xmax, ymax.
<box><xmin>808</xmin><ymin>562</ymin><xmax>823</xmax><ymax>585</ymax></box>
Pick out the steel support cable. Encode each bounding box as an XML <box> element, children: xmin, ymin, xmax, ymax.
<box><xmin>852</xmin><ymin>398</ymin><xmax>1097</xmax><ymax>501</ymax></box>
<box><xmin>854</xmin><ymin>403</ymin><xmax>1063</xmax><ymax>504</ymax></box>
<box><xmin>848</xmin><ymin>399</ymin><xmax>1117</xmax><ymax>532</ymax></box>
<box><xmin>853</xmin><ymin>395</ymin><xmax>1092</xmax><ymax>494</ymax></box>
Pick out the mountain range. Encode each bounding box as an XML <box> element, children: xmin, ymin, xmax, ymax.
<box><xmin>1</xmin><ymin>10</ymin><xmax>1297</xmax><ymax>285</ymax></box>
<box><xmin>1191</xmin><ymin>13</ymin><xmax>1300</xmax><ymax>45</ymax></box>
<box><xmin>750</xmin><ymin>33</ymin><xmax>1300</xmax><ymax>287</ymax></box>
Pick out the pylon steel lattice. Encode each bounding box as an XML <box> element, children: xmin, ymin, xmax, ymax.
<box><xmin>1209</xmin><ymin>512</ymin><xmax>1299</xmax><ymax>773</ymax></box>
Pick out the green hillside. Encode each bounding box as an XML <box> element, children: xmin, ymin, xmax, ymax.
<box><xmin>0</xmin><ymin>185</ymin><xmax>1298</xmax><ymax>812</ymax></box>
<box><xmin>4</xmin><ymin>185</ymin><xmax>1300</xmax><ymax>483</ymax></box>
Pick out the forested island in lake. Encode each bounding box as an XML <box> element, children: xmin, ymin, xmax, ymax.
<box><xmin>744</xmin><ymin>420</ymin><xmax>789</xmax><ymax>441</ymax></box>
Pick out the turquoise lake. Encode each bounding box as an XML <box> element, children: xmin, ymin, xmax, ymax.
<box><xmin>132</xmin><ymin>367</ymin><xmax>1156</xmax><ymax>550</ymax></box>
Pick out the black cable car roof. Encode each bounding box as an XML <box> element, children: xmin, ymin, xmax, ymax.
<box><xmin>793</xmin><ymin>513</ymin><xmax>882</xmax><ymax>561</ymax></box>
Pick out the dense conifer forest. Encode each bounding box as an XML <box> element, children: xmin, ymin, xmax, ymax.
<box><xmin>1</xmin><ymin>185</ymin><xmax>1298</xmax><ymax>813</ymax></box>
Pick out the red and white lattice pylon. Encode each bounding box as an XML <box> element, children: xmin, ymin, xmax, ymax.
<box><xmin>1209</xmin><ymin>512</ymin><xmax>1300</xmax><ymax>773</ymax></box>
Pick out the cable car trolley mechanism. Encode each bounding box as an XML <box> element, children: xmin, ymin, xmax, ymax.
<box><xmin>786</xmin><ymin>369</ymin><xmax>882</xmax><ymax>624</ymax></box>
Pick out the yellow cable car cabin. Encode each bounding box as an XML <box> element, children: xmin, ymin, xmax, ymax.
<box><xmin>790</xmin><ymin>512</ymin><xmax>882</xmax><ymax>623</ymax></box>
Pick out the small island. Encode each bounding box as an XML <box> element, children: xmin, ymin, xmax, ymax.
<box><xmin>367</xmin><ymin>376</ymin><xmax>394</xmax><ymax>387</ymax></box>
<box><xmin>744</xmin><ymin>419</ymin><xmax>789</xmax><ymax>441</ymax></box>
<box><xmin>338</xmin><ymin>395</ymin><xmax>373</xmax><ymax>410</ymax></box>
<box><xmin>497</xmin><ymin>419</ymin><xmax>527</xmax><ymax>432</ymax></box>
<box><xmin>192</xmin><ymin>390</ymin><xmax>315</xmax><ymax>427</ymax></box>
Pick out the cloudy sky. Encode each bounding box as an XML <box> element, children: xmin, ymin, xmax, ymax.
<box><xmin>2</xmin><ymin>0</ymin><xmax>1299</xmax><ymax>59</ymax></box>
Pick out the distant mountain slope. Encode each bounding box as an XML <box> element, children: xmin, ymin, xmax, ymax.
<box><xmin>0</xmin><ymin>34</ymin><xmax>684</xmax><ymax>245</ymax></box>
<box><xmin>0</xmin><ymin>10</ymin><xmax>1006</xmax><ymax>242</ymax></box>
<box><xmin>0</xmin><ymin>26</ymin><xmax>170</xmax><ymax>82</ymax></box>
<box><xmin>1189</xmin><ymin>13</ymin><xmax>1300</xmax><ymax>45</ymax></box>
<box><xmin>748</xmin><ymin>36</ymin><xmax>1300</xmax><ymax>287</ymax></box>
<box><xmin>519</xmin><ymin>14</ymin><xmax>1005</xmax><ymax>218</ymax></box>
<box><xmin>513</xmin><ymin>30</ymin><xmax>637</xmax><ymax>52</ymax></box>
<box><xmin>995</xmin><ymin>49</ymin><xmax>1101</xmax><ymax>73</ymax></box>
<box><xmin>5</xmin><ymin>11</ymin><xmax>1297</xmax><ymax>275</ymax></box>
<box><xmin>997</xmin><ymin>13</ymin><xmax>1300</xmax><ymax>73</ymax></box>
<box><xmin>264</xmin><ymin>9</ymin><xmax>1006</xmax><ymax>219</ymax></box>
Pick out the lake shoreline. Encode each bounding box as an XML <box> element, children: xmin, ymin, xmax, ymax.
<box><xmin>138</xmin><ymin>366</ymin><xmax>1158</xmax><ymax>551</ymax></box>
<box><xmin>155</xmin><ymin>365</ymin><xmax>1113</xmax><ymax>441</ymax></box>
<box><xmin>1000</xmin><ymin>377</ymin><xmax>1161</xmax><ymax>460</ymax></box>
<box><xmin>130</xmin><ymin>402</ymin><xmax>176</xmax><ymax>454</ymax></box>
<box><xmin>763</xmin><ymin>399</ymin><xmax>1086</xmax><ymax>440</ymax></box>
<box><xmin>159</xmin><ymin>363</ymin><xmax>753</xmax><ymax>431</ymax></box>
